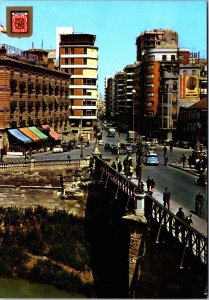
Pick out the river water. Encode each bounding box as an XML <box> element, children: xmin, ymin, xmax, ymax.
<box><xmin>0</xmin><ymin>277</ymin><xmax>85</xmax><ymax>298</ymax></box>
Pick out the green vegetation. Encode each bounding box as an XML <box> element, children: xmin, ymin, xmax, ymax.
<box><xmin>0</xmin><ymin>206</ymin><xmax>94</xmax><ymax>297</ymax></box>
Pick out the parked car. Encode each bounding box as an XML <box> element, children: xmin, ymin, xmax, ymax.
<box><xmin>178</xmin><ymin>141</ymin><xmax>192</xmax><ymax>149</ymax></box>
<box><xmin>144</xmin><ymin>154</ymin><xmax>159</xmax><ymax>166</ymax></box>
<box><xmin>52</xmin><ymin>145</ymin><xmax>64</xmax><ymax>153</ymax></box>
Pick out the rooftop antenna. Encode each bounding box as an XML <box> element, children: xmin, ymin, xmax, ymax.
<box><xmin>41</xmin><ymin>39</ymin><xmax>43</xmax><ymax>50</ymax></box>
<box><xmin>32</xmin><ymin>42</ymin><xmax>34</xmax><ymax>49</ymax></box>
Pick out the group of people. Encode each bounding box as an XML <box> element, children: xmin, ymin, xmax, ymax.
<box><xmin>176</xmin><ymin>207</ymin><xmax>193</xmax><ymax>226</ymax></box>
<box><xmin>111</xmin><ymin>156</ymin><xmax>134</xmax><ymax>180</ymax></box>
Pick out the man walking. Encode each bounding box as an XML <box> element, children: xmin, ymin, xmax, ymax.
<box><xmin>195</xmin><ymin>192</ymin><xmax>204</xmax><ymax>216</ymax></box>
<box><xmin>163</xmin><ymin>187</ymin><xmax>171</xmax><ymax>210</ymax></box>
<box><xmin>146</xmin><ymin>176</ymin><xmax>152</xmax><ymax>191</ymax></box>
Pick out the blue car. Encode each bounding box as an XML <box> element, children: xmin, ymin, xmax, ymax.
<box><xmin>144</xmin><ymin>154</ymin><xmax>159</xmax><ymax>166</ymax></box>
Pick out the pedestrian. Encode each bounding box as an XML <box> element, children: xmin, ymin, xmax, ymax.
<box><xmin>150</xmin><ymin>179</ymin><xmax>155</xmax><ymax>191</ymax></box>
<box><xmin>182</xmin><ymin>154</ymin><xmax>186</xmax><ymax>168</ymax></box>
<box><xmin>140</xmin><ymin>181</ymin><xmax>144</xmax><ymax>192</ymax></box>
<box><xmin>163</xmin><ymin>187</ymin><xmax>171</xmax><ymax>210</ymax></box>
<box><xmin>170</xmin><ymin>144</ymin><xmax>173</xmax><ymax>152</ymax></box>
<box><xmin>164</xmin><ymin>154</ymin><xmax>168</xmax><ymax>166</ymax></box>
<box><xmin>185</xmin><ymin>214</ymin><xmax>193</xmax><ymax>226</ymax></box>
<box><xmin>195</xmin><ymin>192</ymin><xmax>204</xmax><ymax>215</ymax></box>
<box><xmin>124</xmin><ymin>164</ymin><xmax>130</xmax><ymax>177</ymax></box>
<box><xmin>163</xmin><ymin>146</ymin><xmax>167</xmax><ymax>156</ymax></box>
<box><xmin>129</xmin><ymin>164</ymin><xmax>134</xmax><ymax>179</ymax></box>
<box><xmin>188</xmin><ymin>155</ymin><xmax>192</xmax><ymax>168</ymax></box>
<box><xmin>176</xmin><ymin>207</ymin><xmax>185</xmax><ymax>220</ymax></box>
<box><xmin>146</xmin><ymin>176</ymin><xmax>152</xmax><ymax>191</ymax></box>
<box><xmin>117</xmin><ymin>161</ymin><xmax>122</xmax><ymax>173</ymax></box>
<box><xmin>111</xmin><ymin>161</ymin><xmax>116</xmax><ymax>170</ymax></box>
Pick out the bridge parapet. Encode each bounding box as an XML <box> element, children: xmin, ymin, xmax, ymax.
<box><xmin>94</xmin><ymin>156</ymin><xmax>207</xmax><ymax>265</ymax></box>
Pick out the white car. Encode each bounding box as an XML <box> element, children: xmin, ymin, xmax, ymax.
<box><xmin>52</xmin><ymin>145</ymin><xmax>64</xmax><ymax>153</ymax></box>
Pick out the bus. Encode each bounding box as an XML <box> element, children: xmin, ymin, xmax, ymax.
<box><xmin>107</xmin><ymin>128</ymin><xmax>116</xmax><ymax>137</ymax></box>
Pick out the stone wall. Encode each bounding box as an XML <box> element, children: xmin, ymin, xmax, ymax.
<box><xmin>0</xmin><ymin>166</ymin><xmax>91</xmax><ymax>218</ymax></box>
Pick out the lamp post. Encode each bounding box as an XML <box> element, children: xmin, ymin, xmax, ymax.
<box><xmin>80</xmin><ymin>99</ymin><xmax>86</xmax><ymax>158</ymax></box>
<box><xmin>132</xmin><ymin>89</ymin><xmax>136</xmax><ymax>134</ymax></box>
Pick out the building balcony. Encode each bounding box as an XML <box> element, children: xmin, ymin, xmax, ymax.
<box><xmin>61</xmin><ymin>54</ymin><xmax>98</xmax><ymax>59</ymax></box>
<box><xmin>69</xmin><ymin>115</ymin><xmax>97</xmax><ymax>120</ymax></box>
<box><xmin>61</xmin><ymin>64</ymin><xmax>98</xmax><ymax>70</ymax></box>
<box><xmin>70</xmin><ymin>85</ymin><xmax>97</xmax><ymax>90</ymax></box>
<box><xmin>69</xmin><ymin>95</ymin><xmax>97</xmax><ymax>100</ymax></box>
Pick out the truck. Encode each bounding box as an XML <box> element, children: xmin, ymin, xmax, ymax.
<box><xmin>127</xmin><ymin>131</ymin><xmax>137</xmax><ymax>142</ymax></box>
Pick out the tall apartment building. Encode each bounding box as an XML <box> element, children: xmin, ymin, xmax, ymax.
<box><xmin>136</xmin><ymin>29</ymin><xmax>178</xmax><ymax>61</ymax></box>
<box><xmin>105</xmin><ymin>77</ymin><xmax>115</xmax><ymax>120</ymax></box>
<box><xmin>0</xmin><ymin>44</ymin><xmax>70</xmax><ymax>154</ymax></box>
<box><xmin>57</xmin><ymin>28</ymin><xmax>98</xmax><ymax>140</ymax></box>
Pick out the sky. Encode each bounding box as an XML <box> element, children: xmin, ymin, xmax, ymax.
<box><xmin>0</xmin><ymin>0</ymin><xmax>207</xmax><ymax>97</ymax></box>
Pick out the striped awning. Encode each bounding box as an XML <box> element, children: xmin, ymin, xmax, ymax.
<box><xmin>19</xmin><ymin>127</ymin><xmax>41</xmax><ymax>142</ymax></box>
<box><xmin>29</xmin><ymin>126</ymin><xmax>48</xmax><ymax>141</ymax></box>
<box><xmin>8</xmin><ymin>129</ymin><xmax>32</xmax><ymax>144</ymax></box>
<box><xmin>42</xmin><ymin>125</ymin><xmax>60</xmax><ymax>140</ymax></box>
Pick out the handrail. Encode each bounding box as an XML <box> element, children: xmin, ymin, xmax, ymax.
<box><xmin>0</xmin><ymin>158</ymin><xmax>89</xmax><ymax>169</ymax></box>
<box><xmin>94</xmin><ymin>156</ymin><xmax>207</xmax><ymax>265</ymax></box>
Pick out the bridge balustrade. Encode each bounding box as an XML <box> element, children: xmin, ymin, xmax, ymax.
<box><xmin>95</xmin><ymin>156</ymin><xmax>207</xmax><ymax>265</ymax></box>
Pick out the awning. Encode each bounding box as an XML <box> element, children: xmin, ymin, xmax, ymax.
<box><xmin>8</xmin><ymin>129</ymin><xmax>32</xmax><ymax>144</ymax></box>
<box><xmin>42</xmin><ymin>125</ymin><xmax>60</xmax><ymax>140</ymax></box>
<box><xmin>29</xmin><ymin>126</ymin><xmax>48</xmax><ymax>141</ymax></box>
<box><xmin>19</xmin><ymin>127</ymin><xmax>41</xmax><ymax>142</ymax></box>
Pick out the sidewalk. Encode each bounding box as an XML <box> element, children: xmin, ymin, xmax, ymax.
<box><xmin>130</xmin><ymin>162</ymin><xmax>207</xmax><ymax>237</ymax></box>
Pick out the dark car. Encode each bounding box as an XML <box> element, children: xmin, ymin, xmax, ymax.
<box><xmin>104</xmin><ymin>143</ymin><xmax>115</xmax><ymax>151</ymax></box>
<box><xmin>178</xmin><ymin>141</ymin><xmax>192</xmax><ymax>149</ymax></box>
<box><xmin>111</xmin><ymin>146</ymin><xmax>126</xmax><ymax>155</ymax></box>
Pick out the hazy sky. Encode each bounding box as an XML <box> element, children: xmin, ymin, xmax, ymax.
<box><xmin>0</xmin><ymin>0</ymin><xmax>207</xmax><ymax>96</ymax></box>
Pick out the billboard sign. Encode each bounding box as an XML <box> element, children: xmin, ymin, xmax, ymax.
<box><xmin>185</xmin><ymin>75</ymin><xmax>198</xmax><ymax>99</ymax></box>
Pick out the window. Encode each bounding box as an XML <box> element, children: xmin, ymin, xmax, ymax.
<box><xmin>70</xmin><ymin>89</ymin><xmax>74</xmax><ymax>95</ymax></box>
<box><xmin>84</xmin><ymin>48</ymin><xmax>87</xmax><ymax>54</ymax></box>
<box><xmin>147</xmin><ymin>64</ymin><xmax>154</xmax><ymax>69</ymax></box>
<box><xmin>71</xmin><ymin>48</ymin><xmax>74</xmax><ymax>54</ymax></box>
<box><xmin>70</xmin><ymin>78</ymin><xmax>74</xmax><ymax>85</ymax></box>
<box><xmin>192</xmin><ymin>70</ymin><xmax>196</xmax><ymax>75</ymax></box>
<box><xmin>145</xmin><ymin>93</ymin><xmax>154</xmax><ymax>97</ymax></box>
<box><xmin>148</xmin><ymin>55</ymin><xmax>155</xmax><ymax>61</ymax></box>
<box><xmin>83</xmin><ymin>58</ymin><xmax>87</xmax><ymax>65</ymax></box>
<box><xmin>145</xmin><ymin>74</ymin><xmax>154</xmax><ymax>79</ymax></box>
<box><xmin>65</xmin><ymin>58</ymin><xmax>68</xmax><ymax>64</ymax></box>
<box><xmin>144</xmin><ymin>101</ymin><xmax>154</xmax><ymax>107</ymax></box>
<box><xmin>171</xmin><ymin>55</ymin><xmax>175</xmax><ymax>61</ymax></box>
<box><xmin>71</xmin><ymin>58</ymin><xmax>74</xmax><ymax>64</ymax></box>
<box><xmin>183</xmin><ymin>70</ymin><xmax>187</xmax><ymax>75</ymax></box>
<box><xmin>65</xmin><ymin>48</ymin><xmax>68</xmax><ymax>54</ymax></box>
<box><xmin>70</xmin><ymin>69</ymin><xmax>74</xmax><ymax>74</ymax></box>
<box><xmin>162</xmin><ymin>55</ymin><xmax>167</xmax><ymax>61</ymax></box>
<box><xmin>173</xmin><ymin>81</ymin><xmax>177</xmax><ymax>90</ymax></box>
<box><xmin>145</xmin><ymin>83</ymin><xmax>154</xmax><ymax>88</ymax></box>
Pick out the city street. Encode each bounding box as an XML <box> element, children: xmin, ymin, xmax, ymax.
<box><xmin>5</xmin><ymin>128</ymin><xmax>207</xmax><ymax>223</ymax></box>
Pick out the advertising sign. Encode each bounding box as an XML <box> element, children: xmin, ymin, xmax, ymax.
<box><xmin>185</xmin><ymin>75</ymin><xmax>198</xmax><ymax>99</ymax></box>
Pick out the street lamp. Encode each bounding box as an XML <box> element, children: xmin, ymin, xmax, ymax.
<box><xmin>80</xmin><ymin>100</ymin><xmax>85</xmax><ymax>158</ymax></box>
<box><xmin>132</xmin><ymin>89</ymin><xmax>136</xmax><ymax>133</ymax></box>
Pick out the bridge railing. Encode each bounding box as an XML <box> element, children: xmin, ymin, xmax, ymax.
<box><xmin>94</xmin><ymin>156</ymin><xmax>207</xmax><ymax>265</ymax></box>
<box><xmin>0</xmin><ymin>158</ymin><xmax>90</xmax><ymax>170</ymax></box>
